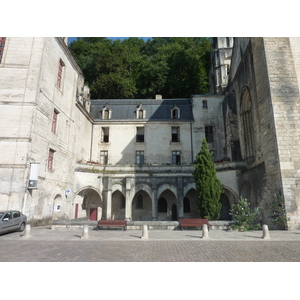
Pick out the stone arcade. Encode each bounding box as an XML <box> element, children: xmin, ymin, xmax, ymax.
<box><xmin>1</xmin><ymin>37</ymin><xmax>300</xmax><ymax>229</ymax></box>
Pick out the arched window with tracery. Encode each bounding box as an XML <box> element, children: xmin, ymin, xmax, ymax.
<box><xmin>240</xmin><ymin>88</ymin><xmax>255</xmax><ymax>164</ymax></box>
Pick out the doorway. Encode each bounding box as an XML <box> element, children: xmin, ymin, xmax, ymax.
<box><xmin>89</xmin><ymin>208</ymin><xmax>98</xmax><ymax>221</ymax></box>
<box><xmin>172</xmin><ymin>204</ymin><xmax>177</xmax><ymax>221</ymax></box>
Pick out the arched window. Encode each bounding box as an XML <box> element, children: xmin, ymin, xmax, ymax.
<box><xmin>240</xmin><ymin>88</ymin><xmax>255</xmax><ymax>164</ymax></box>
<box><xmin>183</xmin><ymin>197</ymin><xmax>191</xmax><ymax>213</ymax></box>
<box><xmin>136</xmin><ymin>194</ymin><xmax>143</xmax><ymax>209</ymax></box>
<box><xmin>136</xmin><ymin>104</ymin><xmax>145</xmax><ymax>119</ymax></box>
<box><xmin>158</xmin><ymin>197</ymin><xmax>167</xmax><ymax>213</ymax></box>
<box><xmin>102</xmin><ymin>105</ymin><xmax>112</xmax><ymax>120</ymax></box>
<box><xmin>171</xmin><ymin>105</ymin><xmax>180</xmax><ymax>119</ymax></box>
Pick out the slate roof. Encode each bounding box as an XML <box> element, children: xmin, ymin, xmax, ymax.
<box><xmin>90</xmin><ymin>99</ymin><xmax>194</xmax><ymax>122</ymax></box>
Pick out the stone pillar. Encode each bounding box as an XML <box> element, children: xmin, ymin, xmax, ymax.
<box><xmin>103</xmin><ymin>177</ymin><xmax>112</xmax><ymax>220</ymax></box>
<box><xmin>22</xmin><ymin>224</ymin><xmax>31</xmax><ymax>238</ymax></box>
<box><xmin>81</xmin><ymin>225</ymin><xmax>89</xmax><ymax>239</ymax></box>
<box><xmin>262</xmin><ymin>224</ymin><xmax>270</xmax><ymax>239</ymax></box>
<box><xmin>177</xmin><ymin>178</ymin><xmax>184</xmax><ymax>220</ymax></box>
<box><xmin>125</xmin><ymin>177</ymin><xmax>133</xmax><ymax>221</ymax></box>
<box><xmin>142</xmin><ymin>224</ymin><xmax>148</xmax><ymax>239</ymax></box>
<box><xmin>152</xmin><ymin>178</ymin><xmax>158</xmax><ymax>221</ymax></box>
<box><xmin>202</xmin><ymin>224</ymin><xmax>209</xmax><ymax>239</ymax></box>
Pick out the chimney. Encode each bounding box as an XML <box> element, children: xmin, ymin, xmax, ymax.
<box><xmin>155</xmin><ymin>95</ymin><xmax>162</xmax><ymax>100</ymax></box>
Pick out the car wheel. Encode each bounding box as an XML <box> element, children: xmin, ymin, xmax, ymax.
<box><xmin>18</xmin><ymin>222</ymin><xmax>26</xmax><ymax>232</ymax></box>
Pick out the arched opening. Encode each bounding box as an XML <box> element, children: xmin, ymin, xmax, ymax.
<box><xmin>183</xmin><ymin>188</ymin><xmax>199</xmax><ymax>218</ymax></box>
<box><xmin>132</xmin><ymin>190</ymin><xmax>152</xmax><ymax>221</ymax></box>
<box><xmin>158</xmin><ymin>197</ymin><xmax>167</xmax><ymax>213</ymax></box>
<box><xmin>183</xmin><ymin>197</ymin><xmax>190</xmax><ymax>213</ymax></box>
<box><xmin>75</xmin><ymin>188</ymin><xmax>102</xmax><ymax>220</ymax></box>
<box><xmin>157</xmin><ymin>188</ymin><xmax>178</xmax><ymax>221</ymax></box>
<box><xmin>112</xmin><ymin>190</ymin><xmax>126</xmax><ymax>220</ymax></box>
<box><xmin>172</xmin><ymin>204</ymin><xmax>178</xmax><ymax>221</ymax></box>
<box><xmin>219</xmin><ymin>193</ymin><xmax>231</xmax><ymax>220</ymax></box>
<box><xmin>52</xmin><ymin>194</ymin><xmax>63</xmax><ymax>221</ymax></box>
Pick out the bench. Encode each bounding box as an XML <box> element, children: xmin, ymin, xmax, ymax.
<box><xmin>97</xmin><ymin>220</ymin><xmax>127</xmax><ymax>231</ymax></box>
<box><xmin>179</xmin><ymin>219</ymin><xmax>210</xmax><ymax>230</ymax></box>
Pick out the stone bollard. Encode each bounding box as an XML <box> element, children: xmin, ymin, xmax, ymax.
<box><xmin>141</xmin><ymin>224</ymin><xmax>148</xmax><ymax>239</ymax></box>
<box><xmin>262</xmin><ymin>224</ymin><xmax>270</xmax><ymax>239</ymax></box>
<box><xmin>202</xmin><ymin>224</ymin><xmax>209</xmax><ymax>239</ymax></box>
<box><xmin>81</xmin><ymin>224</ymin><xmax>89</xmax><ymax>239</ymax></box>
<box><xmin>22</xmin><ymin>224</ymin><xmax>31</xmax><ymax>238</ymax></box>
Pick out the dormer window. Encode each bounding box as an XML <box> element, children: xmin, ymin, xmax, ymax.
<box><xmin>171</xmin><ymin>105</ymin><xmax>180</xmax><ymax>119</ymax></box>
<box><xmin>136</xmin><ymin>104</ymin><xmax>145</xmax><ymax>119</ymax></box>
<box><xmin>101</xmin><ymin>105</ymin><xmax>112</xmax><ymax>120</ymax></box>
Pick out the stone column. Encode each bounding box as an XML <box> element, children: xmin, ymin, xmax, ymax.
<box><xmin>152</xmin><ymin>178</ymin><xmax>158</xmax><ymax>221</ymax></box>
<box><xmin>177</xmin><ymin>178</ymin><xmax>184</xmax><ymax>219</ymax></box>
<box><xmin>103</xmin><ymin>176</ymin><xmax>112</xmax><ymax>220</ymax></box>
<box><xmin>125</xmin><ymin>177</ymin><xmax>133</xmax><ymax>221</ymax></box>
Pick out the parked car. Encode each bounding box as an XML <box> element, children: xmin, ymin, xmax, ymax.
<box><xmin>0</xmin><ymin>210</ymin><xmax>27</xmax><ymax>234</ymax></box>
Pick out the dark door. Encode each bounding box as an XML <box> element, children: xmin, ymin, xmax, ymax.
<box><xmin>89</xmin><ymin>208</ymin><xmax>97</xmax><ymax>221</ymax></box>
<box><xmin>172</xmin><ymin>204</ymin><xmax>177</xmax><ymax>221</ymax></box>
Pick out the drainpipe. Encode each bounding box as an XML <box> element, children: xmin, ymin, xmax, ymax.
<box><xmin>90</xmin><ymin>124</ymin><xmax>94</xmax><ymax>161</ymax></box>
<box><xmin>190</xmin><ymin>123</ymin><xmax>194</xmax><ymax>164</ymax></box>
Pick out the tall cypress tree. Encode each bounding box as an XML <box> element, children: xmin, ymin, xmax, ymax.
<box><xmin>193</xmin><ymin>139</ymin><xmax>223</xmax><ymax>220</ymax></box>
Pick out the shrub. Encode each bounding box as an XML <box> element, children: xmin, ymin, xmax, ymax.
<box><xmin>229</xmin><ymin>197</ymin><xmax>261</xmax><ymax>231</ymax></box>
<box><xmin>268</xmin><ymin>193</ymin><xmax>289</xmax><ymax>228</ymax></box>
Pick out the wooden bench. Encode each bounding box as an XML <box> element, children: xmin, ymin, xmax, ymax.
<box><xmin>179</xmin><ymin>219</ymin><xmax>210</xmax><ymax>230</ymax></box>
<box><xmin>97</xmin><ymin>220</ymin><xmax>127</xmax><ymax>231</ymax></box>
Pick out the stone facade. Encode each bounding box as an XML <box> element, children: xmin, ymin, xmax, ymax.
<box><xmin>2</xmin><ymin>37</ymin><xmax>300</xmax><ymax>229</ymax></box>
<box><xmin>0</xmin><ymin>37</ymin><xmax>92</xmax><ymax>225</ymax></box>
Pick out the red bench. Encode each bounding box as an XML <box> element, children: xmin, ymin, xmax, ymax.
<box><xmin>179</xmin><ymin>219</ymin><xmax>210</xmax><ymax>230</ymax></box>
<box><xmin>97</xmin><ymin>220</ymin><xmax>127</xmax><ymax>231</ymax></box>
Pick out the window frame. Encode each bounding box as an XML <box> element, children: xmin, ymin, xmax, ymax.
<box><xmin>100</xmin><ymin>150</ymin><xmax>108</xmax><ymax>165</ymax></box>
<box><xmin>48</xmin><ymin>149</ymin><xmax>55</xmax><ymax>170</ymax></box>
<box><xmin>51</xmin><ymin>109</ymin><xmax>59</xmax><ymax>134</ymax></box>
<box><xmin>136</xmin><ymin>127</ymin><xmax>145</xmax><ymax>143</ymax></box>
<box><xmin>0</xmin><ymin>37</ymin><xmax>6</xmax><ymax>63</ymax></box>
<box><xmin>136</xmin><ymin>150</ymin><xmax>144</xmax><ymax>165</ymax></box>
<box><xmin>205</xmin><ymin>125</ymin><xmax>214</xmax><ymax>143</ymax></box>
<box><xmin>56</xmin><ymin>59</ymin><xmax>65</xmax><ymax>89</ymax></box>
<box><xmin>172</xmin><ymin>151</ymin><xmax>181</xmax><ymax>165</ymax></box>
<box><xmin>171</xmin><ymin>126</ymin><xmax>180</xmax><ymax>142</ymax></box>
<box><xmin>101</xmin><ymin>127</ymin><xmax>109</xmax><ymax>143</ymax></box>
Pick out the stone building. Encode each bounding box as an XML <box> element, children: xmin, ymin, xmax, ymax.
<box><xmin>1</xmin><ymin>37</ymin><xmax>300</xmax><ymax>229</ymax></box>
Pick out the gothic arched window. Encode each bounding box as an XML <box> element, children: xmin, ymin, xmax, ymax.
<box><xmin>240</xmin><ymin>88</ymin><xmax>255</xmax><ymax>164</ymax></box>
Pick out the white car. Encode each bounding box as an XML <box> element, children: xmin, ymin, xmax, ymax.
<box><xmin>0</xmin><ymin>211</ymin><xmax>27</xmax><ymax>234</ymax></box>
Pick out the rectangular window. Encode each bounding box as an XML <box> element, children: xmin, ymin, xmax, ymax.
<box><xmin>171</xmin><ymin>126</ymin><xmax>180</xmax><ymax>142</ymax></box>
<box><xmin>51</xmin><ymin>109</ymin><xmax>59</xmax><ymax>133</ymax></box>
<box><xmin>100</xmin><ymin>150</ymin><xmax>108</xmax><ymax>165</ymax></box>
<box><xmin>172</xmin><ymin>151</ymin><xmax>181</xmax><ymax>165</ymax></box>
<box><xmin>101</xmin><ymin>127</ymin><xmax>109</xmax><ymax>143</ymax></box>
<box><xmin>205</xmin><ymin>125</ymin><xmax>214</xmax><ymax>143</ymax></box>
<box><xmin>48</xmin><ymin>149</ymin><xmax>55</xmax><ymax>170</ymax></box>
<box><xmin>136</xmin><ymin>151</ymin><xmax>144</xmax><ymax>165</ymax></box>
<box><xmin>56</xmin><ymin>59</ymin><xmax>65</xmax><ymax>89</ymax></box>
<box><xmin>136</xmin><ymin>127</ymin><xmax>144</xmax><ymax>143</ymax></box>
<box><xmin>0</xmin><ymin>37</ymin><xmax>6</xmax><ymax>63</ymax></box>
<box><xmin>202</xmin><ymin>100</ymin><xmax>208</xmax><ymax>108</ymax></box>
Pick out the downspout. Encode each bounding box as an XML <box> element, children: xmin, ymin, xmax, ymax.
<box><xmin>90</xmin><ymin>123</ymin><xmax>94</xmax><ymax>161</ymax></box>
<box><xmin>190</xmin><ymin>123</ymin><xmax>194</xmax><ymax>164</ymax></box>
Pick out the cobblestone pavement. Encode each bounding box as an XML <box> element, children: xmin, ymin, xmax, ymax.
<box><xmin>1</xmin><ymin>227</ymin><xmax>300</xmax><ymax>262</ymax></box>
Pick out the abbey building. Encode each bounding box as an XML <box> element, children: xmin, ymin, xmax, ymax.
<box><xmin>1</xmin><ymin>37</ymin><xmax>300</xmax><ymax>229</ymax></box>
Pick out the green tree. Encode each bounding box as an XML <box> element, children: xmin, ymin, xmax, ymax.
<box><xmin>69</xmin><ymin>37</ymin><xmax>211</xmax><ymax>99</ymax></box>
<box><xmin>193</xmin><ymin>139</ymin><xmax>223</xmax><ymax>220</ymax></box>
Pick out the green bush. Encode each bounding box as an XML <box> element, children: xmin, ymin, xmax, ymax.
<box><xmin>268</xmin><ymin>193</ymin><xmax>289</xmax><ymax>228</ymax></box>
<box><xmin>230</xmin><ymin>197</ymin><xmax>261</xmax><ymax>231</ymax></box>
